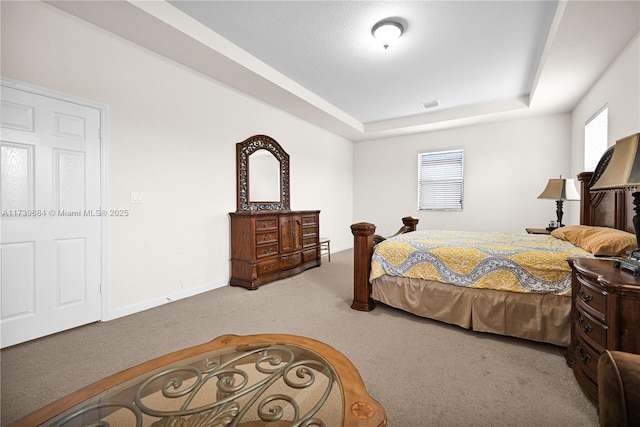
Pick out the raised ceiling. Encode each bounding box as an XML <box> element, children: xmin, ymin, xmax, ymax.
<box><xmin>169</xmin><ymin>0</ymin><xmax>556</xmax><ymax>124</ymax></box>
<box><xmin>49</xmin><ymin>1</ymin><xmax>640</xmax><ymax>141</ymax></box>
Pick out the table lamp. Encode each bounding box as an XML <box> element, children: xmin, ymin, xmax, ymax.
<box><xmin>537</xmin><ymin>176</ymin><xmax>580</xmax><ymax>229</ymax></box>
<box><xmin>591</xmin><ymin>133</ymin><xmax>640</xmax><ymax>274</ymax></box>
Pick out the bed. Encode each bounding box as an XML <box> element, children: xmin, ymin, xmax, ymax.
<box><xmin>350</xmin><ymin>144</ymin><xmax>638</xmax><ymax>347</ymax></box>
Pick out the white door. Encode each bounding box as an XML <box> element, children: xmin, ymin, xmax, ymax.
<box><xmin>1</xmin><ymin>84</ymin><xmax>102</xmax><ymax>348</ymax></box>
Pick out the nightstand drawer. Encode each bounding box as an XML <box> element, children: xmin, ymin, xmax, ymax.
<box><xmin>576</xmin><ymin>304</ymin><xmax>607</xmax><ymax>349</ymax></box>
<box><xmin>575</xmin><ymin>335</ymin><xmax>601</xmax><ymax>384</ymax></box>
<box><xmin>575</xmin><ymin>273</ymin><xmax>607</xmax><ymax>318</ymax></box>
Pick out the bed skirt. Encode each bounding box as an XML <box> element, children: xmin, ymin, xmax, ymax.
<box><xmin>371</xmin><ymin>275</ymin><xmax>571</xmax><ymax>347</ymax></box>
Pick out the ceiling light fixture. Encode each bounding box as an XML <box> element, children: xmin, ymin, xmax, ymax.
<box><xmin>372</xmin><ymin>19</ymin><xmax>404</xmax><ymax>50</ymax></box>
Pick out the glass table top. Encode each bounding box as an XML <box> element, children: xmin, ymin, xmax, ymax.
<box><xmin>15</xmin><ymin>334</ymin><xmax>386</xmax><ymax>427</ymax></box>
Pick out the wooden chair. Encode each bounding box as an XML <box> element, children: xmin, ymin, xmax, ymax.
<box><xmin>319</xmin><ymin>237</ymin><xmax>331</xmax><ymax>262</ymax></box>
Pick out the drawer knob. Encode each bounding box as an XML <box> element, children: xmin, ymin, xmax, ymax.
<box><xmin>262</xmin><ymin>247</ymin><xmax>273</xmax><ymax>254</ymax></box>
<box><xmin>578</xmin><ymin>288</ymin><xmax>593</xmax><ymax>303</ymax></box>
<box><xmin>263</xmin><ymin>264</ymin><xmax>274</xmax><ymax>271</ymax></box>
<box><xmin>576</xmin><ymin>344</ymin><xmax>591</xmax><ymax>363</ymax></box>
<box><xmin>578</xmin><ymin>315</ymin><xmax>593</xmax><ymax>333</ymax></box>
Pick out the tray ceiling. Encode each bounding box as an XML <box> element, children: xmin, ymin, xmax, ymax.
<box><xmin>49</xmin><ymin>1</ymin><xmax>640</xmax><ymax>141</ymax></box>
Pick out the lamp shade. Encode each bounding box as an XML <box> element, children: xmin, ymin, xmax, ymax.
<box><xmin>592</xmin><ymin>133</ymin><xmax>640</xmax><ymax>190</ymax></box>
<box><xmin>537</xmin><ymin>178</ymin><xmax>581</xmax><ymax>201</ymax></box>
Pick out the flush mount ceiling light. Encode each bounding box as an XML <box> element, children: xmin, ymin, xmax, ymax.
<box><xmin>372</xmin><ymin>19</ymin><xmax>404</xmax><ymax>49</ymax></box>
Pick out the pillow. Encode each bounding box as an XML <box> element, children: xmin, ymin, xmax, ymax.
<box><xmin>551</xmin><ymin>225</ymin><xmax>636</xmax><ymax>256</ymax></box>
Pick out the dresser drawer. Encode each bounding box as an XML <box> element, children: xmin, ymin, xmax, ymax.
<box><xmin>280</xmin><ymin>253</ymin><xmax>302</xmax><ymax>271</ymax></box>
<box><xmin>301</xmin><ymin>215</ymin><xmax>317</xmax><ymax>226</ymax></box>
<box><xmin>575</xmin><ymin>273</ymin><xmax>607</xmax><ymax>319</ymax></box>
<box><xmin>576</xmin><ymin>304</ymin><xmax>607</xmax><ymax>349</ymax></box>
<box><xmin>575</xmin><ymin>335</ymin><xmax>601</xmax><ymax>384</ymax></box>
<box><xmin>302</xmin><ymin>225</ymin><xmax>318</xmax><ymax>237</ymax></box>
<box><xmin>302</xmin><ymin>237</ymin><xmax>317</xmax><ymax>248</ymax></box>
<box><xmin>256</xmin><ymin>217</ymin><xmax>277</xmax><ymax>230</ymax></box>
<box><xmin>256</xmin><ymin>243</ymin><xmax>278</xmax><ymax>259</ymax></box>
<box><xmin>303</xmin><ymin>248</ymin><xmax>318</xmax><ymax>263</ymax></box>
<box><xmin>256</xmin><ymin>230</ymin><xmax>277</xmax><ymax>244</ymax></box>
<box><xmin>257</xmin><ymin>258</ymin><xmax>279</xmax><ymax>276</ymax></box>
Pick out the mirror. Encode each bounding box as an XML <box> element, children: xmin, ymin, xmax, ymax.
<box><xmin>248</xmin><ymin>149</ymin><xmax>280</xmax><ymax>202</ymax></box>
<box><xmin>236</xmin><ymin>134</ymin><xmax>290</xmax><ymax>211</ymax></box>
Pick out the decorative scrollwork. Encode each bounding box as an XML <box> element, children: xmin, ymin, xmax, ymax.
<box><xmin>588</xmin><ymin>145</ymin><xmax>615</xmax><ymax>188</ymax></box>
<box><xmin>150</xmin><ymin>402</ymin><xmax>239</xmax><ymax>427</ymax></box>
<box><xmin>50</xmin><ymin>345</ymin><xmax>336</xmax><ymax>427</ymax></box>
<box><xmin>237</xmin><ymin>134</ymin><xmax>290</xmax><ymax>211</ymax></box>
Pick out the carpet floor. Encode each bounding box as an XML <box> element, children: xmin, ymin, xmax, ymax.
<box><xmin>1</xmin><ymin>249</ymin><xmax>598</xmax><ymax>426</ymax></box>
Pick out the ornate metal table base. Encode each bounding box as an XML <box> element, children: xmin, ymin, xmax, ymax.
<box><xmin>11</xmin><ymin>334</ymin><xmax>386</xmax><ymax>427</ymax></box>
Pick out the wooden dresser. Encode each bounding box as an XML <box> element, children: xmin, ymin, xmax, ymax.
<box><xmin>566</xmin><ymin>257</ymin><xmax>640</xmax><ymax>405</ymax></box>
<box><xmin>230</xmin><ymin>210</ymin><xmax>320</xmax><ymax>290</ymax></box>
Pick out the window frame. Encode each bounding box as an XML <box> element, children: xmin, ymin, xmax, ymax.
<box><xmin>417</xmin><ymin>148</ymin><xmax>464</xmax><ymax>212</ymax></box>
<box><xmin>584</xmin><ymin>104</ymin><xmax>608</xmax><ymax>171</ymax></box>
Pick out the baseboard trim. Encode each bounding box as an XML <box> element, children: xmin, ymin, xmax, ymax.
<box><xmin>103</xmin><ymin>280</ymin><xmax>228</xmax><ymax>321</ymax></box>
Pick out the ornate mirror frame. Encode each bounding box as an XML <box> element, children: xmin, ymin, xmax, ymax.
<box><xmin>236</xmin><ymin>134</ymin><xmax>290</xmax><ymax>211</ymax></box>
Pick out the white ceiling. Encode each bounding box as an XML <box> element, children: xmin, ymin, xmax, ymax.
<box><xmin>50</xmin><ymin>1</ymin><xmax>640</xmax><ymax>141</ymax></box>
<box><xmin>168</xmin><ymin>0</ymin><xmax>556</xmax><ymax>124</ymax></box>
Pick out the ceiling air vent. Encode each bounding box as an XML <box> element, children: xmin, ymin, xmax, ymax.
<box><xmin>421</xmin><ymin>100</ymin><xmax>440</xmax><ymax>110</ymax></box>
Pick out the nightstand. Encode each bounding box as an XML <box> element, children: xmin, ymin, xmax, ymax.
<box><xmin>565</xmin><ymin>257</ymin><xmax>640</xmax><ymax>406</ymax></box>
<box><xmin>525</xmin><ymin>228</ymin><xmax>551</xmax><ymax>235</ymax></box>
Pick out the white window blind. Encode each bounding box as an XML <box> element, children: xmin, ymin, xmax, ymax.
<box><xmin>584</xmin><ymin>105</ymin><xmax>608</xmax><ymax>171</ymax></box>
<box><xmin>418</xmin><ymin>149</ymin><xmax>464</xmax><ymax>211</ymax></box>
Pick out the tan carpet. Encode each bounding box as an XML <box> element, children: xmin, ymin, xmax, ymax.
<box><xmin>1</xmin><ymin>249</ymin><xmax>598</xmax><ymax>426</ymax></box>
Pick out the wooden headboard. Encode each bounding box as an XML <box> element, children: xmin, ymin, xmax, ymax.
<box><xmin>579</xmin><ymin>145</ymin><xmax>636</xmax><ymax>234</ymax></box>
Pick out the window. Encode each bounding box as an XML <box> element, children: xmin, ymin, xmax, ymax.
<box><xmin>417</xmin><ymin>149</ymin><xmax>464</xmax><ymax>211</ymax></box>
<box><xmin>584</xmin><ymin>105</ymin><xmax>608</xmax><ymax>171</ymax></box>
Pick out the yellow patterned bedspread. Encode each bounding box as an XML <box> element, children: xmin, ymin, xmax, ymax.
<box><xmin>371</xmin><ymin>230</ymin><xmax>592</xmax><ymax>295</ymax></box>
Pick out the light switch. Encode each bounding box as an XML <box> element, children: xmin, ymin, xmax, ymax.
<box><xmin>131</xmin><ymin>192</ymin><xmax>144</xmax><ymax>203</ymax></box>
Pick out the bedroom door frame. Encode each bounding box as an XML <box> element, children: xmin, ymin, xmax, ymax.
<box><xmin>1</xmin><ymin>77</ymin><xmax>109</xmax><ymax>344</ymax></box>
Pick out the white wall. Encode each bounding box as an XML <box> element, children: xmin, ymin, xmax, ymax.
<box><xmin>1</xmin><ymin>1</ymin><xmax>353</xmax><ymax>317</ymax></box>
<box><xmin>569</xmin><ymin>32</ymin><xmax>640</xmax><ymax>222</ymax></box>
<box><xmin>353</xmin><ymin>114</ymin><xmax>573</xmax><ymax>236</ymax></box>
<box><xmin>353</xmin><ymin>31</ymin><xmax>640</xmax><ymax>238</ymax></box>
<box><xmin>3</xmin><ymin>2</ymin><xmax>637</xmax><ymax>320</ymax></box>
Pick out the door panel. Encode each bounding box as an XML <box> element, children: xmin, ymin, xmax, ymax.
<box><xmin>54</xmin><ymin>149</ymin><xmax>86</xmax><ymax>211</ymax></box>
<box><xmin>279</xmin><ymin>215</ymin><xmax>302</xmax><ymax>254</ymax></box>
<box><xmin>1</xmin><ymin>241</ymin><xmax>36</xmax><ymax>318</ymax></box>
<box><xmin>279</xmin><ymin>216</ymin><xmax>294</xmax><ymax>253</ymax></box>
<box><xmin>55</xmin><ymin>237</ymin><xmax>87</xmax><ymax>306</ymax></box>
<box><xmin>1</xmin><ymin>142</ymin><xmax>34</xmax><ymax>211</ymax></box>
<box><xmin>1</xmin><ymin>85</ymin><xmax>102</xmax><ymax>348</ymax></box>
